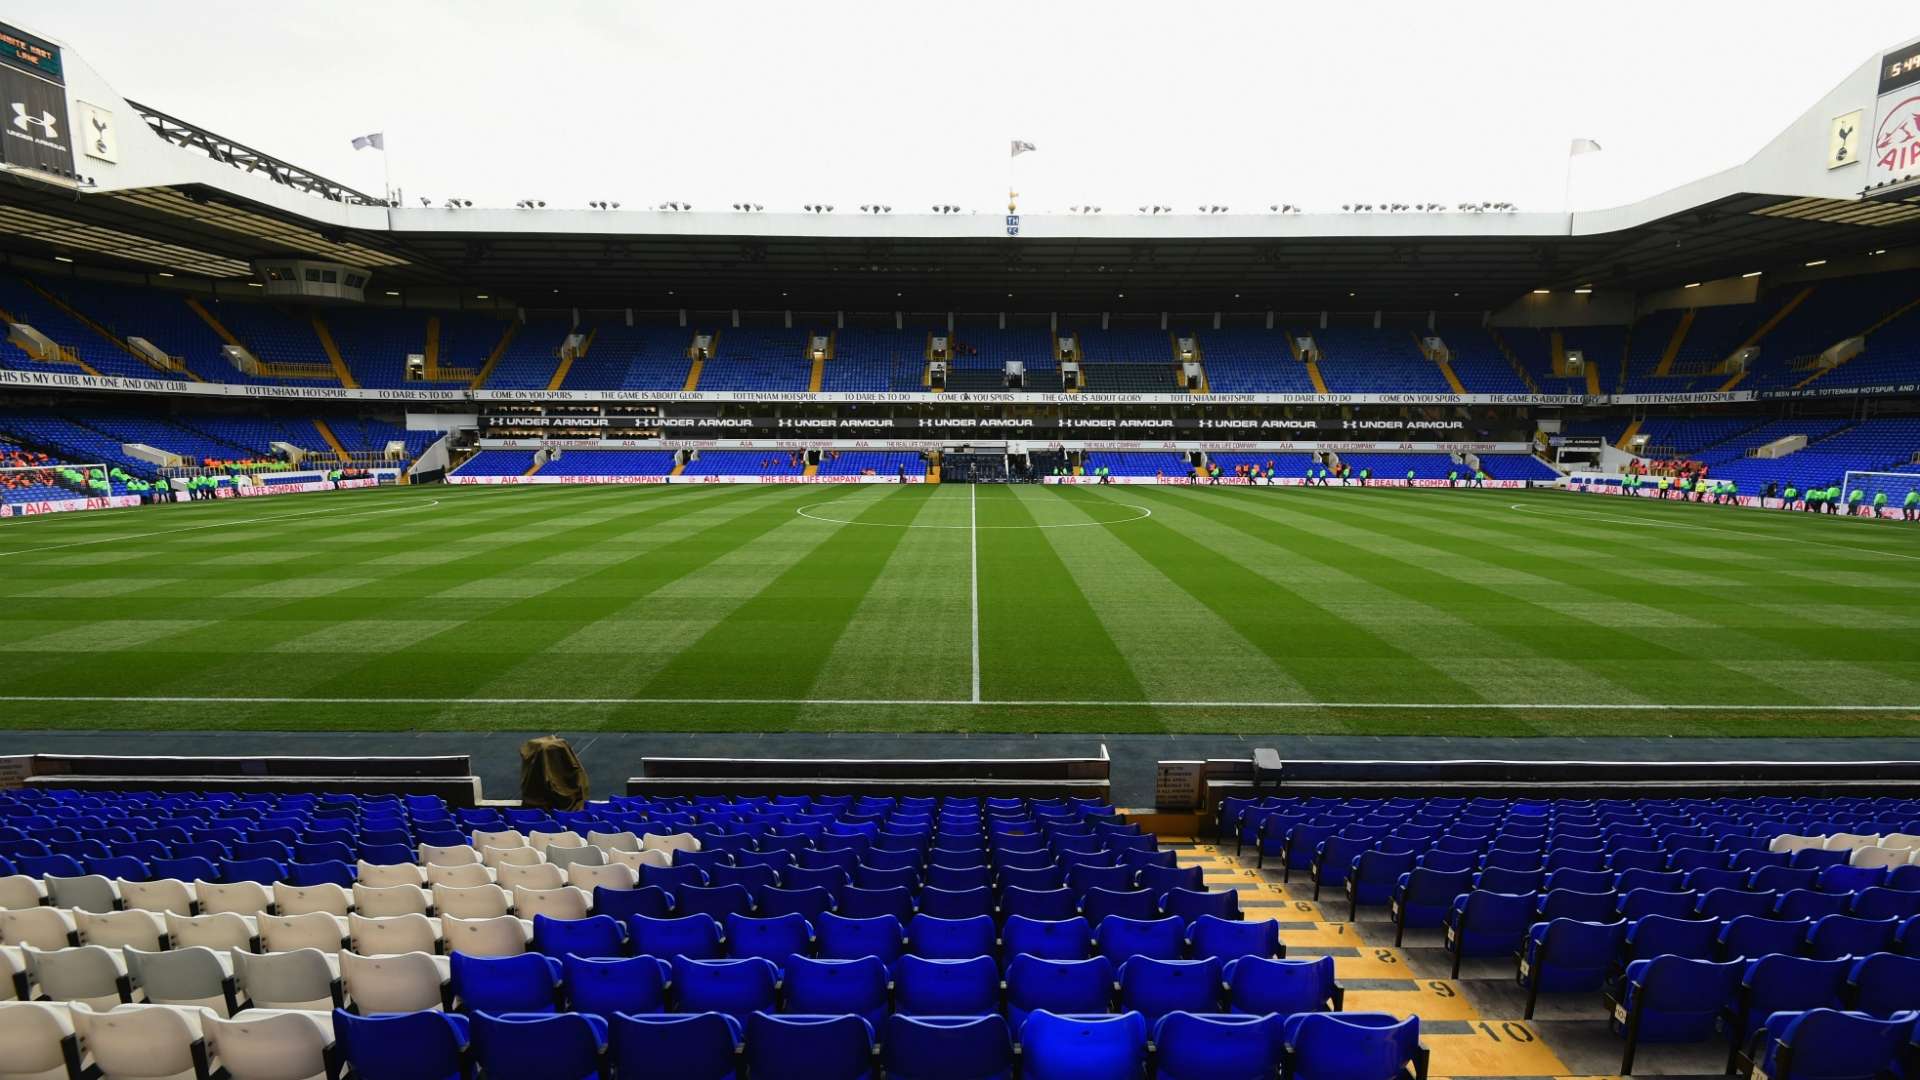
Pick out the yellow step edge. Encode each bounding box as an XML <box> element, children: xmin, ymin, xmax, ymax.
<box><xmin>802</xmin><ymin>462</ymin><xmax>819</xmax><ymax>477</ymax></box>
<box><xmin>523</xmin><ymin>456</ymin><xmax>545</xmax><ymax>477</ymax></box>
<box><xmin>25</xmin><ymin>279</ymin><xmax>198</xmax><ymax>380</ymax></box>
<box><xmin>1652</xmin><ymin>308</ymin><xmax>1695</xmax><ymax>377</ymax></box>
<box><xmin>470</xmin><ymin>321</ymin><xmax>520</xmax><ymax>389</ymax></box>
<box><xmin>423</xmin><ymin>315</ymin><xmax>440</xmax><ymax>379</ymax></box>
<box><xmin>1305</xmin><ymin>360</ymin><xmax>1329</xmax><ymax>394</ymax></box>
<box><xmin>311</xmin><ymin>419</ymin><xmax>350</xmax><ymax>463</ymax></box>
<box><xmin>309</xmin><ymin>312</ymin><xmax>358</xmax><ymax>388</ymax></box>
<box><xmin>1614</xmin><ymin>418</ymin><xmax>1642</xmax><ymax>451</ymax></box>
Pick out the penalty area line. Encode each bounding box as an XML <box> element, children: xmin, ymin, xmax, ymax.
<box><xmin>2</xmin><ymin>694</ymin><xmax>1916</xmax><ymax>712</ymax></box>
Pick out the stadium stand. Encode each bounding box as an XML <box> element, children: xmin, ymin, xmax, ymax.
<box><xmin>538</xmin><ymin>451</ymin><xmax>678</xmax><ymax>477</ymax></box>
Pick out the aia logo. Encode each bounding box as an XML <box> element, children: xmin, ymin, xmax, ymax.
<box><xmin>1875</xmin><ymin>95</ymin><xmax>1920</xmax><ymax>174</ymax></box>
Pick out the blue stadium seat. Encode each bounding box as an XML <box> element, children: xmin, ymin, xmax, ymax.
<box><xmin>1187</xmin><ymin>915</ymin><xmax>1280</xmax><ymax>962</ymax></box>
<box><xmin>1117</xmin><ymin>956</ymin><xmax>1221</xmax><ymax>1022</ymax></box>
<box><xmin>593</xmin><ymin>885</ymin><xmax>671</xmax><ymax>923</ymax></box>
<box><xmin>1006</xmin><ymin>954</ymin><xmax>1113</xmax><ymax>1031</ymax></box>
<box><xmin>896</xmin><ymin>954</ymin><xmax>999</xmax><ymax>1014</ymax></box>
<box><xmin>918</xmin><ymin>886</ymin><xmax>993</xmax><ymax>921</ymax></box>
<box><xmin>769</xmin><ymin>952</ymin><xmax>885</xmax><ymax>1021</ymax></box>
<box><xmin>1391</xmin><ymin>867</ymin><xmax>1473</xmax><ymax>944</ymax></box>
<box><xmin>1281</xmin><ymin>1011</ymin><xmax>1425</xmax><ymax>1080</ymax></box>
<box><xmin>534</xmin><ymin>914</ymin><xmax>626</xmax><ymax>959</ymax></box>
<box><xmin>1223</xmin><ymin>956</ymin><xmax>1341</xmax><ymax>1015</ymax></box>
<box><xmin>1095</xmin><ymin>914</ymin><xmax>1184</xmax><ymax>965</ymax></box>
<box><xmin>881</xmin><ymin>1014</ymin><xmax>1014</xmax><ymax>1080</ymax></box>
<box><xmin>1152</xmin><ymin>1012</ymin><xmax>1286</xmax><ymax>1080</ymax></box>
<box><xmin>451</xmin><ymin>952</ymin><xmax>562</xmax><ymax>1015</ymax></box>
<box><xmin>907</xmin><ymin>913</ymin><xmax>996</xmax><ymax>961</ymax></box>
<box><xmin>628</xmin><ymin>913</ymin><xmax>724</xmax><ymax>961</ymax></box>
<box><xmin>1538</xmin><ymin>888</ymin><xmax>1620</xmax><ymax>923</ymax></box>
<box><xmin>815</xmin><ymin>912</ymin><xmax>905</xmax><ymax>966</ymax></box>
<box><xmin>1610</xmin><ymin>955</ymin><xmax>1744</xmax><ymax>1075</ymax></box>
<box><xmin>471</xmin><ymin>1011</ymin><xmax>607</xmax><ymax>1080</ymax></box>
<box><xmin>1845</xmin><ymin>952</ymin><xmax>1920</xmax><ymax>1016</ymax></box>
<box><xmin>1744</xmin><ymin>1008</ymin><xmax>1917</xmax><ymax>1080</ymax></box>
<box><xmin>672</xmin><ymin>957</ymin><xmax>778</xmax><ymax>1025</ymax></box>
<box><xmin>1002</xmin><ymin>916</ymin><xmax>1092</xmax><ymax>963</ymax></box>
<box><xmin>1519</xmin><ymin>918</ymin><xmax>1628</xmax><ymax>1019</ymax></box>
<box><xmin>562</xmin><ymin>953</ymin><xmax>670</xmax><ymax>1018</ymax></box>
<box><xmin>723</xmin><ymin>913</ymin><xmax>811</xmax><ymax>972</ymax></box>
<box><xmin>333</xmin><ymin>1008</ymin><xmax>471</xmax><ymax>1080</ymax></box>
<box><xmin>758</xmin><ymin>886</ymin><xmax>835</xmax><ymax>922</ymax></box>
<box><xmin>1444</xmin><ymin>890</ymin><xmax>1538</xmax><ymax>976</ymax></box>
<box><xmin>1018</xmin><ymin>1010</ymin><xmax>1147</xmax><ymax>1080</ymax></box>
<box><xmin>1805</xmin><ymin>915</ymin><xmax>1898</xmax><ymax>961</ymax></box>
<box><xmin>1724</xmin><ymin>954</ymin><xmax>1852</xmax><ymax>1069</ymax></box>
<box><xmin>609</xmin><ymin>1012</ymin><xmax>741</xmax><ymax>1080</ymax></box>
<box><xmin>838</xmin><ymin>886</ymin><xmax>914</xmax><ymax>922</ymax></box>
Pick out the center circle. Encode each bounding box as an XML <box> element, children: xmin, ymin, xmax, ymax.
<box><xmin>796</xmin><ymin>499</ymin><xmax>1153</xmax><ymax>530</ymax></box>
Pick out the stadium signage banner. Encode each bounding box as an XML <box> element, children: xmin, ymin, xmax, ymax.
<box><xmin>1871</xmin><ymin>41</ymin><xmax>1920</xmax><ymax>187</ymax></box>
<box><xmin>0</xmin><ymin>494</ymin><xmax>141</xmax><ymax>517</ymax></box>
<box><xmin>1043</xmin><ymin>476</ymin><xmax>1533</xmax><ymax>488</ymax></box>
<box><xmin>0</xmin><ymin>370</ymin><xmax>468</xmax><ymax>401</ymax></box>
<box><xmin>0</xmin><ymin>20</ymin><xmax>72</xmax><ymax>179</ymax></box>
<box><xmin>481</xmin><ymin>437</ymin><xmax>1531</xmax><ymax>453</ymax></box>
<box><xmin>446</xmin><ymin>474</ymin><xmax>914</xmax><ymax>486</ymax></box>
<box><xmin>473</xmin><ymin>389</ymin><xmax>1589</xmax><ymax>406</ymax></box>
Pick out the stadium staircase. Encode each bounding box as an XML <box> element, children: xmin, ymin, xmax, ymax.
<box><xmin>469</xmin><ymin>321</ymin><xmax>520</xmax><ymax>388</ymax></box>
<box><xmin>1287</xmin><ymin>333</ymin><xmax>1330</xmax><ymax>395</ymax></box>
<box><xmin>421</xmin><ymin>316</ymin><xmax>478</xmax><ymax>383</ymax></box>
<box><xmin>1718</xmin><ymin>285</ymin><xmax>1814</xmax><ymax>392</ymax></box>
<box><xmin>22</xmin><ymin>279</ymin><xmax>192</xmax><ymax>379</ymax></box>
<box><xmin>522</xmin><ymin>455</ymin><xmax>545</xmax><ymax>477</ymax></box>
<box><xmin>1652</xmin><ymin>309</ymin><xmax>1695</xmax><ymax>377</ymax></box>
<box><xmin>311</xmin><ymin>420</ymin><xmax>350</xmax><ymax>463</ymax></box>
<box><xmin>668</xmin><ymin>457</ymin><xmax>687</xmax><ymax>476</ymax></box>
<box><xmin>1484</xmin><ymin>327</ymin><xmax>1538</xmax><ymax>392</ymax></box>
<box><xmin>0</xmin><ymin>308</ymin><xmax>99</xmax><ymax>375</ymax></box>
<box><xmin>682</xmin><ymin>331</ymin><xmax>708</xmax><ymax>391</ymax></box>
<box><xmin>309</xmin><ymin>313</ymin><xmax>358</xmax><ymax>388</ymax></box>
<box><xmin>923</xmin><ymin>332</ymin><xmax>939</xmax><ymax>391</ymax></box>
<box><xmin>547</xmin><ymin>328</ymin><xmax>595</xmax><ymax>391</ymax></box>
<box><xmin>1614</xmin><ymin>418</ymin><xmax>1642</xmax><ymax>450</ymax></box>
<box><xmin>1790</xmin><ymin>291</ymin><xmax>1920</xmax><ymax>391</ymax></box>
<box><xmin>806</xmin><ymin>331</ymin><xmax>833</xmax><ymax>393</ymax></box>
<box><xmin>1183</xmin><ymin>338</ymin><xmax>1211</xmax><ymax>393</ymax></box>
<box><xmin>1417</xmin><ymin>334</ymin><xmax>1468</xmax><ymax>394</ymax></box>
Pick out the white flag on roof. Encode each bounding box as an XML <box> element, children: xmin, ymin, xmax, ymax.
<box><xmin>1569</xmin><ymin>138</ymin><xmax>1602</xmax><ymax>155</ymax></box>
<box><xmin>1011</xmin><ymin>140</ymin><xmax>1037</xmax><ymax>157</ymax></box>
<box><xmin>351</xmin><ymin>132</ymin><xmax>385</xmax><ymax>151</ymax></box>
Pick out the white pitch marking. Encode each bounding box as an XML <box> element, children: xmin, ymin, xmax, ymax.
<box><xmin>1506</xmin><ymin>502</ymin><xmax>1920</xmax><ymax>562</ymax></box>
<box><xmin>3</xmin><ymin>693</ymin><xmax>1915</xmax><ymax>712</ymax></box>
<box><xmin>795</xmin><ymin>501</ymin><xmax>1151</xmax><ymax>529</ymax></box>
<box><xmin>970</xmin><ymin>484</ymin><xmax>981</xmax><ymax>703</ymax></box>
<box><xmin>0</xmin><ymin>499</ymin><xmax>444</xmax><ymax>558</ymax></box>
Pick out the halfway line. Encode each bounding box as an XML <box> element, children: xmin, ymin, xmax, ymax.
<box><xmin>3</xmin><ymin>693</ymin><xmax>1915</xmax><ymax>712</ymax></box>
<box><xmin>970</xmin><ymin>484</ymin><xmax>981</xmax><ymax>703</ymax></box>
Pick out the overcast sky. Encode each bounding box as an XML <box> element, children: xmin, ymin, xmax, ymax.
<box><xmin>17</xmin><ymin>1</ymin><xmax>1920</xmax><ymax>215</ymax></box>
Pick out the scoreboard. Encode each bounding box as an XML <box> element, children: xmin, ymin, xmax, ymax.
<box><xmin>0</xmin><ymin>22</ymin><xmax>61</xmax><ymax>81</ymax></box>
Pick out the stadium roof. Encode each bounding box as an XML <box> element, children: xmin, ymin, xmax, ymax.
<box><xmin>5</xmin><ymin>25</ymin><xmax>1920</xmax><ymax>311</ymax></box>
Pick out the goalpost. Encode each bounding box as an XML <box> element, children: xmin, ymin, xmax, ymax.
<box><xmin>1840</xmin><ymin>470</ymin><xmax>1920</xmax><ymax>517</ymax></box>
<box><xmin>0</xmin><ymin>462</ymin><xmax>113</xmax><ymax>501</ymax></box>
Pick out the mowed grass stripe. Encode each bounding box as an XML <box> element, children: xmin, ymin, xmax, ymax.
<box><xmin>1049</xmin><ymin>486</ymin><xmax>1483</xmax><ymax>706</ymax></box>
<box><xmin>975</xmin><ymin>485</ymin><xmax>1152</xmax><ymax>711</ymax></box>
<box><xmin>1113</xmin><ymin>486</ymin><xmax>1653</xmax><ymax>713</ymax></box>
<box><xmin>798</xmin><ymin>487</ymin><xmax>973</xmax><ymax>709</ymax></box>
<box><xmin>1333</xmin><ymin>490</ymin><xmax>1920</xmax><ymax>667</ymax></box>
<box><xmin>0</xmin><ymin>485</ymin><xmax>726</xmax><ymax>698</ymax></box>
<box><xmin>1023</xmin><ymin>486</ymin><xmax>1315</xmax><ymax>705</ymax></box>
<box><xmin>296</xmin><ymin>484</ymin><xmax>877</xmax><ymax>702</ymax></box>
<box><xmin>1228</xmin><ymin>490</ymin><xmax>1841</xmax><ymax>708</ymax></box>
<box><xmin>635</xmin><ymin>485</ymin><xmax>927</xmax><ymax>712</ymax></box>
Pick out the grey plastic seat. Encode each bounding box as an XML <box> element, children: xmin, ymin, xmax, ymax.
<box><xmin>232</xmin><ymin>949</ymin><xmax>340</xmax><ymax>1011</ymax></box>
<box><xmin>69</xmin><ymin>1002</ymin><xmax>210</xmax><ymax>1080</ymax></box>
<box><xmin>22</xmin><ymin>946</ymin><xmax>130</xmax><ymax>1009</ymax></box>
<box><xmin>44</xmin><ymin>876</ymin><xmax>118</xmax><ymax>916</ymax></box>
<box><xmin>125</xmin><ymin>946</ymin><xmax>238</xmax><ymax>1016</ymax></box>
<box><xmin>0</xmin><ymin>1000</ymin><xmax>81</xmax><ymax>1080</ymax></box>
<box><xmin>339</xmin><ymin>950</ymin><xmax>448</xmax><ymax>1013</ymax></box>
<box><xmin>348</xmin><ymin>913</ymin><xmax>441</xmax><ymax>957</ymax></box>
<box><xmin>203</xmin><ymin>1007</ymin><xmax>336</xmax><ymax>1080</ymax></box>
<box><xmin>163</xmin><ymin>911</ymin><xmax>256</xmax><ymax>953</ymax></box>
<box><xmin>546</xmin><ymin>846</ymin><xmax>606</xmax><ymax>872</ymax></box>
<box><xmin>76</xmin><ymin>910</ymin><xmax>166</xmax><ymax>952</ymax></box>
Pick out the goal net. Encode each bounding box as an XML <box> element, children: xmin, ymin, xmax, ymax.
<box><xmin>1841</xmin><ymin>470</ymin><xmax>1920</xmax><ymax>515</ymax></box>
<box><xmin>0</xmin><ymin>462</ymin><xmax>112</xmax><ymax>504</ymax></box>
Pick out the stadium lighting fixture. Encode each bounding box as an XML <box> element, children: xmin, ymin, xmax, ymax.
<box><xmin>1684</xmin><ymin>282</ymin><xmax>1701</xmax><ymax>289</ymax></box>
<box><xmin>1805</xmin><ymin>259</ymin><xmax>1827</xmax><ymax>266</ymax></box>
<box><xmin>52</xmin><ymin>255</ymin><xmax>72</xmax><ymax>263</ymax></box>
<box><xmin>247</xmin><ymin>281</ymin><xmax>262</xmax><ymax>287</ymax></box>
<box><xmin>1532</xmin><ymin>288</ymin><xmax>1550</xmax><ymax>294</ymax></box>
<box><xmin>1742</xmin><ymin>270</ymin><xmax>1764</xmax><ymax>278</ymax></box>
<box><xmin>385</xmin><ymin>290</ymin><xmax>399</xmax><ymax>296</ymax></box>
<box><xmin>418</xmin><ymin>197</ymin><xmax>430</xmax><ymax>207</ymax></box>
<box><xmin>1574</xmin><ymin>287</ymin><xmax>1593</xmax><ymax>295</ymax></box>
<box><xmin>156</xmin><ymin>271</ymin><xmax>174</xmax><ymax>278</ymax></box>
<box><xmin>475</xmin><ymin>294</ymin><xmax>489</xmax><ymax>300</ymax></box>
<box><xmin>1871</xmin><ymin>248</ymin><xmax>1887</xmax><ymax>255</ymax></box>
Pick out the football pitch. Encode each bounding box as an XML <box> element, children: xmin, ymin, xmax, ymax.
<box><xmin>3</xmin><ymin>481</ymin><xmax>1918</xmax><ymax>738</ymax></box>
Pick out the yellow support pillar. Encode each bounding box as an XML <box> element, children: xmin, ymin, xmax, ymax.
<box><xmin>423</xmin><ymin>316</ymin><xmax>441</xmax><ymax>379</ymax></box>
<box><xmin>1614</xmin><ymin>419</ymin><xmax>1642</xmax><ymax>451</ymax></box>
<box><xmin>1652</xmin><ymin>309</ymin><xmax>1695</xmax><ymax>377</ymax></box>
<box><xmin>1305</xmin><ymin>360</ymin><xmax>1329</xmax><ymax>395</ymax></box>
<box><xmin>470</xmin><ymin>321</ymin><xmax>520</xmax><ymax>389</ymax></box>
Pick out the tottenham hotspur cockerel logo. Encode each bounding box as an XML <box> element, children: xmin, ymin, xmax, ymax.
<box><xmin>10</xmin><ymin>103</ymin><xmax>57</xmax><ymax>138</ymax></box>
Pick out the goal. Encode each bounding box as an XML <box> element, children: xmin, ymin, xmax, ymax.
<box><xmin>1840</xmin><ymin>470</ymin><xmax>1920</xmax><ymax>516</ymax></box>
<box><xmin>0</xmin><ymin>462</ymin><xmax>111</xmax><ymax>504</ymax></box>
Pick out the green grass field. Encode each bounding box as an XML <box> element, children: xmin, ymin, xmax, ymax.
<box><xmin>3</xmin><ymin>481</ymin><xmax>1919</xmax><ymax>737</ymax></box>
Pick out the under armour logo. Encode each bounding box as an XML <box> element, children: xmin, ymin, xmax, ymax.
<box><xmin>10</xmin><ymin>103</ymin><xmax>56</xmax><ymax>138</ymax></box>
